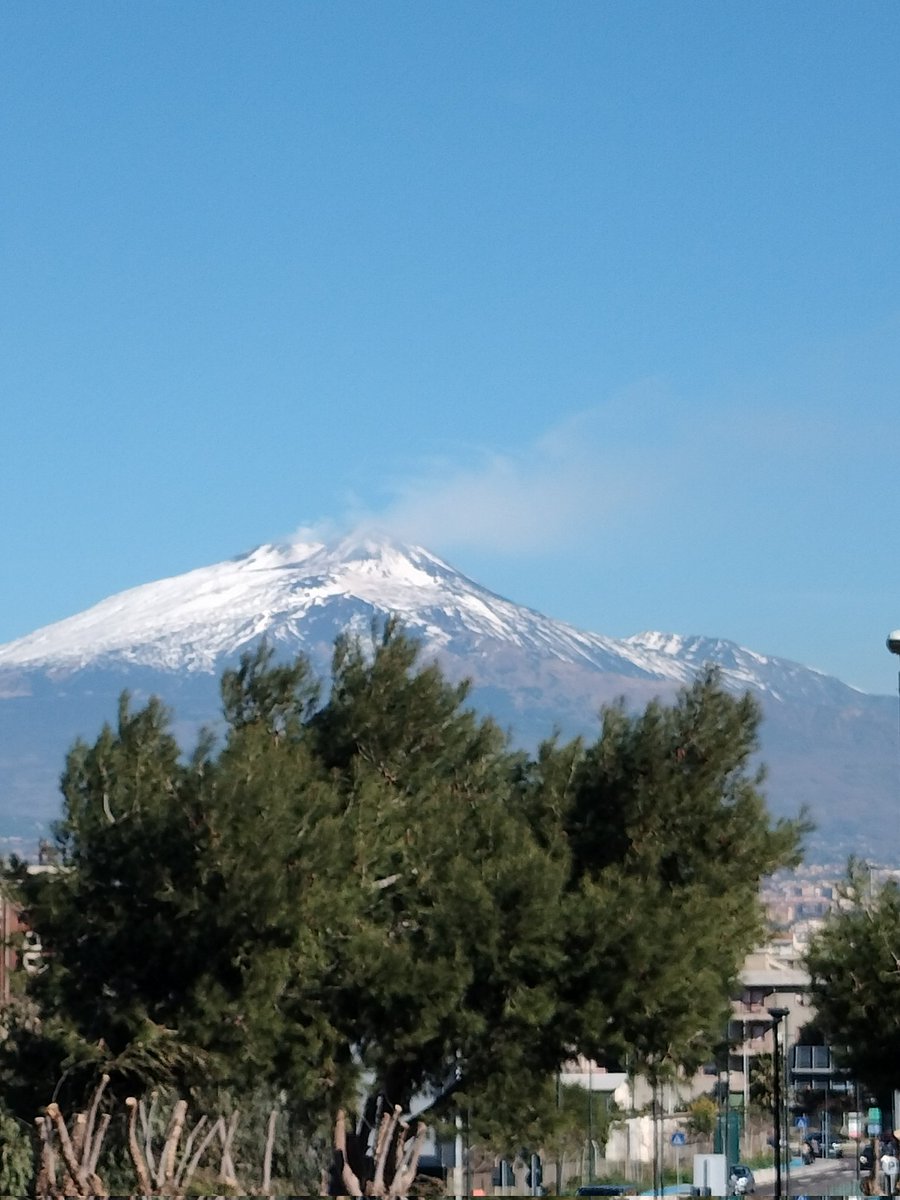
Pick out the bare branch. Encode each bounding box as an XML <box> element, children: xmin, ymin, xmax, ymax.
<box><xmin>156</xmin><ymin>1098</ymin><xmax>188</xmax><ymax>1192</ymax></box>
<box><xmin>261</xmin><ymin>1108</ymin><xmax>278</xmax><ymax>1195</ymax></box>
<box><xmin>87</xmin><ymin>1112</ymin><xmax>111</xmax><ymax>1179</ymax></box>
<box><xmin>83</xmin><ymin>1073</ymin><xmax>110</xmax><ymax>1170</ymax></box>
<box><xmin>139</xmin><ymin>1090</ymin><xmax>158</xmax><ymax>1176</ymax></box>
<box><xmin>45</xmin><ymin>1102</ymin><xmax>88</xmax><ymax>1198</ymax></box>
<box><xmin>372</xmin><ymin>1108</ymin><xmax>392</xmax><ymax>1172</ymax></box>
<box><xmin>125</xmin><ymin>1097</ymin><xmax>153</xmax><ymax>1196</ymax></box>
<box><xmin>373</xmin><ymin>1105</ymin><xmax>403</xmax><ymax>1196</ymax></box>
<box><xmin>334</xmin><ymin>1108</ymin><xmax>363</xmax><ymax>1197</ymax></box>
<box><xmin>174</xmin><ymin>1113</ymin><xmax>208</xmax><ymax>1188</ymax></box>
<box><xmin>71</xmin><ymin>1112</ymin><xmax>87</xmax><ymax>1167</ymax></box>
<box><xmin>393</xmin><ymin>1122</ymin><xmax>427</xmax><ymax>1196</ymax></box>
<box><xmin>179</xmin><ymin>1116</ymin><xmax>225</xmax><ymax>1194</ymax></box>
<box><xmin>218</xmin><ymin>1110</ymin><xmax>241</xmax><ymax>1190</ymax></box>
<box><xmin>35</xmin><ymin>1115</ymin><xmax>57</xmax><ymax>1200</ymax></box>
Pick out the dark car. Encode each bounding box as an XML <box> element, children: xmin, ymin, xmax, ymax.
<box><xmin>576</xmin><ymin>1187</ymin><xmax>630</xmax><ymax>1197</ymax></box>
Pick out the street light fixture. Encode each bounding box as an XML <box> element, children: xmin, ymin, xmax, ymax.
<box><xmin>768</xmin><ymin>1007</ymin><xmax>790</xmax><ymax>1200</ymax></box>
<box><xmin>888</xmin><ymin>631</ymin><xmax>900</xmax><ymax>768</ymax></box>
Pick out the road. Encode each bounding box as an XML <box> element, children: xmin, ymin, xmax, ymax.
<box><xmin>754</xmin><ymin>1155</ymin><xmax>860</xmax><ymax>1196</ymax></box>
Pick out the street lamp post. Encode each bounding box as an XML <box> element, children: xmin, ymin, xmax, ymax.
<box><xmin>888</xmin><ymin>632</ymin><xmax>900</xmax><ymax>1142</ymax></box>
<box><xmin>887</xmin><ymin>632</ymin><xmax>900</xmax><ymax>747</ymax></box>
<box><xmin>769</xmin><ymin>1007</ymin><xmax>790</xmax><ymax>1200</ymax></box>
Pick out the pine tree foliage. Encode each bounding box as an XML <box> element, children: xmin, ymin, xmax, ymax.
<box><xmin>805</xmin><ymin>864</ymin><xmax>900</xmax><ymax>1100</ymax></box>
<box><xmin>555</xmin><ymin>671</ymin><xmax>806</xmax><ymax>1078</ymax></box>
<box><xmin>306</xmin><ymin>620</ymin><xmax>572</xmax><ymax>1123</ymax></box>
<box><xmin>0</xmin><ymin>1103</ymin><xmax>33</xmax><ymax>1197</ymax></box>
<box><xmin>15</xmin><ymin>694</ymin><xmax>208</xmax><ymax>1100</ymax></box>
<box><xmin>1</xmin><ymin>627</ymin><xmax>804</xmax><ymax>1159</ymax></box>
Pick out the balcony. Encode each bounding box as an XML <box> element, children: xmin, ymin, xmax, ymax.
<box><xmin>790</xmin><ymin>1043</ymin><xmax>850</xmax><ymax>1084</ymax></box>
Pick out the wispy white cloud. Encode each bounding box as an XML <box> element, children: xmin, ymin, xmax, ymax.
<box><xmin>348</xmin><ymin>380</ymin><xmax>676</xmax><ymax>555</ymax></box>
<box><xmin>287</xmin><ymin>351</ymin><xmax>882</xmax><ymax>559</ymax></box>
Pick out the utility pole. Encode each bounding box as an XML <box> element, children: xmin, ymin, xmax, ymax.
<box><xmin>768</xmin><ymin>1007</ymin><xmax>789</xmax><ymax>1200</ymax></box>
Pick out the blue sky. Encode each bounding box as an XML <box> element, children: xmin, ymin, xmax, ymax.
<box><xmin>3</xmin><ymin>2</ymin><xmax>900</xmax><ymax>693</ymax></box>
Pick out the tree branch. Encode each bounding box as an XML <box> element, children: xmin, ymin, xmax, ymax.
<box><xmin>125</xmin><ymin>1097</ymin><xmax>152</xmax><ymax>1196</ymax></box>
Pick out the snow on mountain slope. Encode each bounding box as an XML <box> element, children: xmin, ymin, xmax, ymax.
<box><xmin>0</xmin><ymin>535</ymin><xmax>860</xmax><ymax>709</ymax></box>
<box><xmin>621</xmin><ymin>631</ymin><xmax>860</xmax><ymax>706</ymax></box>
<box><xmin>0</xmin><ymin>535</ymin><xmax>650</xmax><ymax>679</ymax></box>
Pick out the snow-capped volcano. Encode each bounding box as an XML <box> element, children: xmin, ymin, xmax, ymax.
<box><xmin>0</xmin><ymin>533</ymin><xmax>651</xmax><ymax>678</ymax></box>
<box><xmin>0</xmin><ymin>534</ymin><xmax>837</xmax><ymax>700</ymax></box>
<box><xmin>0</xmin><ymin>534</ymin><xmax>895</xmax><ymax>861</ymax></box>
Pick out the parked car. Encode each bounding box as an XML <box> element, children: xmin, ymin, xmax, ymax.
<box><xmin>576</xmin><ymin>1187</ymin><xmax>631</xmax><ymax>1197</ymax></box>
<box><xmin>792</xmin><ymin>1126</ymin><xmax>845</xmax><ymax>1159</ymax></box>
<box><xmin>728</xmin><ymin>1164</ymin><xmax>756</xmax><ymax>1195</ymax></box>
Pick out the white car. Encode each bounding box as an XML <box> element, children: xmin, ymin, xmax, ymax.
<box><xmin>728</xmin><ymin>1165</ymin><xmax>756</xmax><ymax>1195</ymax></box>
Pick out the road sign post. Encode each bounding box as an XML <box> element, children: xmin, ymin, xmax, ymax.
<box><xmin>672</xmin><ymin>1131</ymin><xmax>686</xmax><ymax>1189</ymax></box>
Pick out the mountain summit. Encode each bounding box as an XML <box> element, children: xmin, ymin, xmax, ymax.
<box><xmin>0</xmin><ymin>534</ymin><xmax>895</xmax><ymax>861</ymax></box>
<box><xmin>0</xmin><ymin>534</ymin><xmax>844</xmax><ymax>697</ymax></box>
<box><xmin>0</xmin><ymin>533</ymin><xmax>655</xmax><ymax>681</ymax></box>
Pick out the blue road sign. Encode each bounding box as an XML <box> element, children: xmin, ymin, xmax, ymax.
<box><xmin>671</xmin><ymin>1132</ymin><xmax>686</xmax><ymax>1146</ymax></box>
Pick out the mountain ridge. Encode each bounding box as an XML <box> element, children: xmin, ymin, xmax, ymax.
<box><xmin>0</xmin><ymin>534</ymin><xmax>854</xmax><ymax>696</ymax></box>
<box><xmin>0</xmin><ymin>534</ymin><xmax>895</xmax><ymax>861</ymax></box>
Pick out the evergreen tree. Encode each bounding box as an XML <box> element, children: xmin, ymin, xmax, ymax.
<box><xmin>178</xmin><ymin>646</ymin><xmax>357</xmax><ymax>1117</ymax></box>
<box><xmin>8</xmin><ymin>693</ymin><xmax>208</xmax><ymax>1110</ymax></box>
<box><xmin>0</xmin><ymin>1103</ymin><xmax>33</xmax><ymax>1197</ymax></box>
<box><xmin>555</xmin><ymin>670</ymin><xmax>806</xmax><ymax>1079</ymax></box>
<box><xmin>7</xmin><ymin>650</ymin><xmax>356</xmax><ymax>1116</ymax></box>
<box><xmin>1</xmin><ymin>628</ymin><xmax>805</xmax><ymax>1166</ymax></box>
<box><xmin>805</xmin><ymin>864</ymin><xmax>900</xmax><ymax>1102</ymax></box>
<box><xmin>310</xmin><ymin>621</ymin><xmax>571</xmax><ymax>1125</ymax></box>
